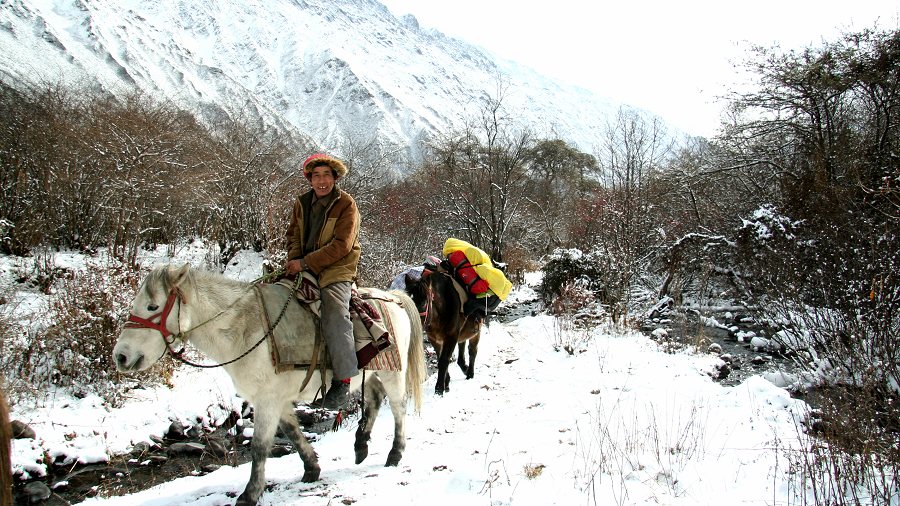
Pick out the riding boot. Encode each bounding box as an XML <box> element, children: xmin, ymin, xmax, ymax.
<box><xmin>312</xmin><ymin>379</ymin><xmax>350</xmax><ymax>411</ymax></box>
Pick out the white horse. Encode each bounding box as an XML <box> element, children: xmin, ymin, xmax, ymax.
<box><xmin>113</xmin><ymin>264</ymin><xmax>425</xmax><ymax>506</ymax></box>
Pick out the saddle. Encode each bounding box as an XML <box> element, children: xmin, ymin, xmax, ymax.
<box><xmin>257</xmin><ymin>273</ymin><xmax>402</xmax><ymax>374</ymax></box>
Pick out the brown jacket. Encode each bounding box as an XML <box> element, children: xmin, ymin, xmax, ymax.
<box><xmin>286</xmin><ymin>188</ymin><xmax>361</xmax><ymax>288</ymax></box>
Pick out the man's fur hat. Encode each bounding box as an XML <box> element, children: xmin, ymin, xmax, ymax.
<box><xmin>302</xmin><ymin>153</ymin><xmax>348</xmax><ymax>179</ymax></box>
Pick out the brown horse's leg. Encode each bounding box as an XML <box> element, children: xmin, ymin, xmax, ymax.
<box><xmin>456</xmin><ymin>326</ymin><xmax>480</xmax><ymax>379</ymax></box>
<box><xmin>435</xmin><ymin>336</ymin><xmax>456</xmax><ymax>395</ymax></box>
<box><xmin>355</xmin><ymin>377</ymin><xmax>385</xmax><ymax>464</ymax></box>
<box><xmin>0</xmin><ymin>388</ymin><xmax>11</xmax><ymax>506</ymax></box>
<box><xmin>277</xmin><ymin>407</ymin><xmax>320</xmax><ymax>482</ymax></box>
<box><xmin>464</xmin><ymin>336</ymin><xmax>479</xmax><ymax>379</ymax></box>
<box><xmin>456</xmin><ymin>341</ymin><xmax>468</xmax><ymax>375</ymax></box>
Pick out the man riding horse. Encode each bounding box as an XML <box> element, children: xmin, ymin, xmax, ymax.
<box><xmin>284</xmin><ymin>153</ymin><xmax>360</xmax><ymax>411</ymax></box>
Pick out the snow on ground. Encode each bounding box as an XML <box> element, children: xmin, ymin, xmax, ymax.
<box><xmin>4</xmin><ymin>247</ymin><xmax>813</xmax><ymax>505</ymax></box>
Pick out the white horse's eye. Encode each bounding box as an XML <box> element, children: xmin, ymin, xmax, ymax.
<box><xmin>147</xmin><ymin>304</ymin><xmax>159</xmax><ymax>311</ymax></box>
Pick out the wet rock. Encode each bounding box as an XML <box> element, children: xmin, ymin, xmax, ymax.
<box><xmin>165</xmin><ymin>421</ymin><xmax>188</xmax><ymax>441</ymax></box>
<box><xmin>55</xmin><ymin>469</ymin><xmax>91</xmax><ymax>490</ymax></box>
<box><xmin>270</xmin><ymin>445</ymin><xmax>292</xmax><ymax>458</ymax></box>
<box><xmin>59</xmin><ymin>465</ymin><xmax>129</xmax><ymax>490</ymax></box>
<box><xmin>42</xmin><ymin>494</ymin><xmax>72</xmax><ymax>506</ymax></box>
<box><xmin>221</xmin><ymin>410</ymin><xmax>242</xmax><ymax>432</ymax></box>
<box><xmin>130</xmin><ymin>441</ymin><xmax>151</xmax><ymax>457</ymax></box>
<box><xmin>23</xmin><ymin>481</ymin><xmax>52</xmax><ymax>503</ymax></box>
<box><xmin>43</xmin><ymin>494</ymin><xmax>72</xmax><ymax>506</ymax></box>
<box><xmin>149</xmin><ymin>434</ymin><xmax>165</xmax><ymax>445</ymax></box>
<box><xmin>201</xmin><ymin>463</ymin><xmax>221</xmax><ymax>474</ymax></box>
<box><xmin>11</xmin><ymin>420</ymin><xmax>36</xmax><ymax>439</ymax></box>
<box><xmin>708</xmin><ymin>342</ymin><xmax>723</xmax><ymax>355</ymax></box>
<box><xmin>148</xmin><ymin>455</ymin><xmax>169</xmax><ymax>466</ymax></box>
<box><xmin>186</xmin><ymin>424</ymin><xmax>203</xmax><ymax>439</ymax></box>
<box><xmin>168</xmin><ymin>442</ymin><xmax>205</xmax><ymax>456</ymax></box>
<box><xmin>714</xmin><ymin>362</ymin><xmax>731</xmax><ymax>380</ymax></box>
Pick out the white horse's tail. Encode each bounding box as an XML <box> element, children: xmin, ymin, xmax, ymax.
<box><xmin>392</xmin><ymin>290</ymin><xmax>425</xmax><ymax>414</ymax></box>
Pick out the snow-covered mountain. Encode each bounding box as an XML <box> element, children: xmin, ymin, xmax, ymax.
<box><xmin>0</xmin><ymin>0</ymin><xmax>631</xmax><ymax>164</ymax></box>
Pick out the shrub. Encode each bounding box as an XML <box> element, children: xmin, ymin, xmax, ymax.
<box><xmin>539</xmin><ymin>248</ymin><xmax>628</xmax><ymax>320</ymax></box>
<box><xmin>11</xmin><ymin>261</ymin><xmax>175</xmax><ymax>406</ymax></box>
<box><xmin>732</xmin><ymin>205</ymin><xmax>810</xmax><ymax>303</ymax></box>
<box><xmin>785</xmin><ymin>383</ymin><xmax>900</xmax><ymax>505</ymax></box>
<box><xmin>0</xmin><ymin>296</ymin><xmax>28</xmax><ymax>400</ymax></box>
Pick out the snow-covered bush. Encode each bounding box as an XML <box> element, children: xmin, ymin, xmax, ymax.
<box><xmin>539</xmin><ymin>248</ymin><xmax>628</xmax><ymax>320</ymax></box>
<box><xmin>785</xmin><ymin>383</ymin><xmax>900</xmax><ymax>505</ymax></box>
<box><xmin>11</xmin><ymin>261</ymin><xmax>175</xmax><ymax>406</ymax></box>
<box><xmin>732</xmin><ymin>205</ymin><xmax>809</xmax><ymax>301</ymax></box>
<box><xmin>0</xmin><ymin>299</ymin><xmax>27</xmax><ymax>400</ymax></box>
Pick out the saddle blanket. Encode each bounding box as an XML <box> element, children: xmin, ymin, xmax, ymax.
<box><xmin>259</xmin><ymin>275</ymin><xmax>402</xmax><ymax>374</ymax></box>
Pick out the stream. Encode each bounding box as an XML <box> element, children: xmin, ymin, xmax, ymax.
<box><xmin>640</xmin><ymin>307</ymin><xmax>802</xmax><ymax>388</ymax></box>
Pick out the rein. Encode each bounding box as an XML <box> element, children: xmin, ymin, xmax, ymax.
<box><xmin>126</xmin><ymin>271</ymin><xmax>301</xmax><ymax>369</ymax></box>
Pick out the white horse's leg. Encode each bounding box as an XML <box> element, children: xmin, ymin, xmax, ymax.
<box><xmin>236</xmin><ymin>398</ymin><xmax>280</xmax><ymax>506</ymax></box>
<box><xmin>384</xmin><ymin>374</ymin><xmax>408</xmax><ymax>466</ymax></box>
<box><xmin>277</xmin><ymin>405</ymin><xmax>321</xmax><ymax>482</ymax></box>
<box><xmin>354</xmin><ymin>375</ymin><xmax>386</xmax><ymax>464</ymax></box>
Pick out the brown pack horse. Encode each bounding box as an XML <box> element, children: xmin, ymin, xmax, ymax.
<box><xmin>404</xmin><ymin>269</ymin><xmax>481</xmax><ymax>395</ymax></box>
<box><xmin>1</xmin><ymin>387</ymin><xmax>11</xmax><ymax>506</ymax></box>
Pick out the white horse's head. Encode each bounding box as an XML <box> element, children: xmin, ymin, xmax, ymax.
<box><xmin>113</xmin><ymin>264</ymin><xmax>191</xmax><ymax>372</ymax></box>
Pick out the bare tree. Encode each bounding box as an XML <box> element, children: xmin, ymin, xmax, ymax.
<box><xmin>526</xmin><ymin>138</ymin><xmax>597</xmax><ymax>253</ymax></box>
<box><xmin>576</xmin><ymin>107</ymin><xmax>673</xmax><ymax>320</ymax></box>
<box><xmin>419</xmin><ymin>90</ymin><xmax>533</xmax><ymax>263</ymax></box>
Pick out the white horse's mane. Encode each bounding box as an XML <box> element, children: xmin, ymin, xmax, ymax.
<box><xmin>144</xmin><ymin>264</ymin><xmax>248</xmax><ymax>303</ymax></box>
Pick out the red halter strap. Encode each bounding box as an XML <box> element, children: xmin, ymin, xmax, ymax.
<box><xmin>124</xmin><ymin>290</ymin><xmax>179</xmax><ymax>340</ymax></box>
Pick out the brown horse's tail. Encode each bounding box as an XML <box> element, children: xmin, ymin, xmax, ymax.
<box><xmin>392</xmin><ymin>290</ymin><xmax>425</xmax><ymax>414</ymax></box>
<box><xmin>0</xmin><ymin>387</ymin><xmax>12</xmax><ymax>506</ymax></box>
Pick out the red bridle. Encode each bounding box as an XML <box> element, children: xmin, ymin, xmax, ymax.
<box><xmin>124</xmin><ymin>290</ymin><xmax>180</xmax><ymax>340</ymax></box>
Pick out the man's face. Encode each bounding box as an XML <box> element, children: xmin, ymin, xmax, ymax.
<box><xmin>308</xmin><ymin>165</ymin><xmax>336</xmax><ymax>198</ymax></box>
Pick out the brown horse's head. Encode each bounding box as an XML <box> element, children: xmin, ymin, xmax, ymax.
<box><xmin>405</xmin><ymin>270</ymin><xmax>466</xmax><ymax>335</ymax></box>
<box><xmin>403</xmin><ymin>271</ymin><xmax>428</xmax><ymax>315</ymax></box>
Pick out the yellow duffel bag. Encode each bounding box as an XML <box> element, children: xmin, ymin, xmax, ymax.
<box><xmin>473</xmin><ymin>263</ymin><xmax>512</xmax><ymax>300</ymax></box>
<box><xmin>442</xmin><ymin>238</ymin><xmax>492</xmax><ymax>266</ymax></box>
<box><xmin>442</xmin><ymin>238</ymin><xmax>512</xmax><ymax>300</ymax></box>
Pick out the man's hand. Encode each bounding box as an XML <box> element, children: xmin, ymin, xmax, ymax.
<box><xmin>285</xmin><ymin>259</ymin><xmax>304</xmax><ymax>275</ymax></box>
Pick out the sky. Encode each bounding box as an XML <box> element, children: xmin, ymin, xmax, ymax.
<box><xmin>379</xmin><ymin>0</ymin><xmax>900</xmax><ymax>137</ymax></box>
<box><xmin>6</xmin><ymin>245</ymin><xmax>834</xmax><ymax>505</ymax></box>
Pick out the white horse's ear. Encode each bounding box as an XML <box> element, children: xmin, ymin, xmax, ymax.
<box><xmin>169</xmin><ymin>264</ymin><xmax>191</xmax><ymax>303</ymax></box>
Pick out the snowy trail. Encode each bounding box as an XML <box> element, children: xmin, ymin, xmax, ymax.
<box><xmin>62</xmin><ymin>310</ymin><xmax>808</xmax><ymax>506</ymax></box>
